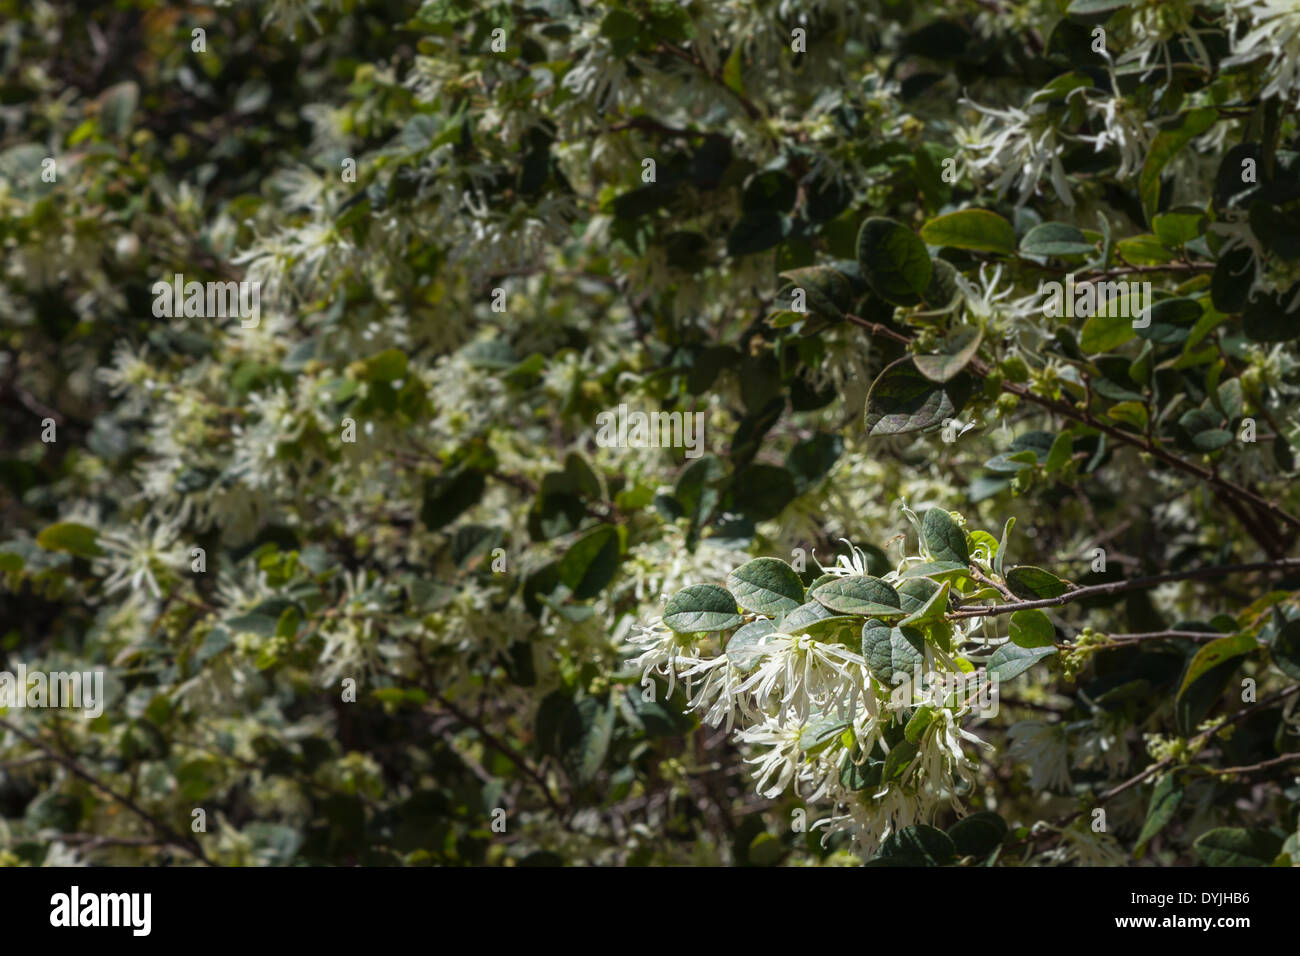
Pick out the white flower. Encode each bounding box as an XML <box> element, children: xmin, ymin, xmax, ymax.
<box><xmin>677</xmin><ymin>654</ymin><xmax>754</xmax><ymax>732</ymax></box>
<box><xmin>1227</xmin><ymin>0</ymin><xmax>1300</xmax><ymax>102</ymax></box>
<box><xmin>96</xmin><ymin>341</ymin><xmax>156</xmax><ymax>397</ymax></box>
<box><xmin>96</xmin><ymin>516</ymin><xmax>188</xmax><ymax>600</ymax></box>
<box><xmin>1008</xmin><ymin>719</ymin><xmax>1073</xmax><ymax>792</ymax></box>
<box><xmin>737</xmin><ymin>633</ymin><xmax>866</xmax><ymax>724</ymax></box>
<box><xmin>1041</xmin><ymin>820</ymin><xmax>1128</xmax><ymax>866</ymax></box>
<box><xmin>953</xmin><ymin>263</ymin><xmax>1014</xmax><ymax>322</ymax></box>
<box><xmin>1079</xmin><ymin>92</ymin><xmax>1157</xmax><ymax>180</ymax></box>
<box><xmin>814</xmin><ymin>538</ymin><xmax>877</xmax><ymax>578</ymax></box>
<box><xmin>958</xmin><ymin>97</ymin><xmax>1074</xmax><ymax>207</ymax></box>
<box><xmin>1210</xmin><ymin>211</ymin><xmax>1300</xmax><ymax>313</ymax></box>
<box><xmin>736</xmin><ymin>717</ymin><xmax>809</xmax><ymax>799</ymax></box>
<box><xmin>626</xmin><ymin>618</ymin><xmax>707</xmax><ymax>699</ymax></box>
<box><xmin>1118</xmin><ymin>0</ymin><xmax>1216</xmax><ymax>80</ymax></box>
<box><xmin>1073</xmin><ymin>718</ymin><xmax>1132</xmax><ymax>777</ymax></box>
<box><xmin>906</xmin><ymin>706</ymin><xmax>986</xmax><ymax>804</ymax></box>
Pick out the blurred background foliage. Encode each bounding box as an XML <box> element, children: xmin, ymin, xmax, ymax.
<box><xmin>0</xmin><ymin>0</ymin><xmax>1298</xmax><ymax>866</ymax></box>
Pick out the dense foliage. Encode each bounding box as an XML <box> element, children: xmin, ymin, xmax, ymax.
<box><xmin>2</xmin><ymin>0</ymin><xmax>1300</xmax><ymax>867</ymax></box>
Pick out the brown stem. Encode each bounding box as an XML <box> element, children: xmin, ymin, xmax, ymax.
<box><xmin>950</xmin><ymin>557</ymin><xmax>1300</xmax><ymax>620</ymax></box>
<box><xmin>0</xmin><ymin>717</ymin><xmax>211</xmax><ymax>864</ymax></box>
<box><xmin>842</xmin><ymin>313</ymin><xmax>1300</xmax><ymax>534</ymax></box>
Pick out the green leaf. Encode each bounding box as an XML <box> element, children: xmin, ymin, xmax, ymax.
<box><xmin>994</xmin><ymin>517</ymin><xmax>1015</xmax><ymax>578</ymax></box>
<box><xmin>865</xmin><ymin>358</ymin><xmax>972</xmax><ymax>438</ymax></box>
<box><xmin>726</xmin><ymin>619</ymin><xmax>777</xmax><ymax>673</ymax></box>
<box><xmin>896</xmin><ymin>577</ymin><xmax>942</xmax><ymax>614</ymax></box>
<box><xmin>786</xmin><ymin>433</ymin><xmax>844</xmax><ymax>490</ymax></box>
<box><xmin>1140</xmin><ymin>109</ymin><xmax>1218</xmax><ymax>222</ymax></box>
<box><xmin>1242</xmin><ymin>286</ymin><xmax>1300</xmax><ymax>342</ymax></box>
<box><xmin>875</xmin><ymin>824</ymin><xmax>955</xmax><ymax>865</ymax></box>
<box><xmin>722</xmin><ymin>41</ymin><xmax>745</xmax><ymax>96</ymax></box>
<box><xmin>1107</xmin><ymin>400</ymin><xmax>1149</xmax><ymax>430</ymax></box>
<box><xmin>726</xmin><ymin>557</ymin><xmax>805</xmax><ymax>618</ymax></box>
<box><xmin>1175</xmin><ymin>633</ymin><xmax>1255</xmax><ymax>734</ymax></box>
<box><xmin>900</xmin><ymin>579</ymin><xmax>950</xmax><ymax>627</ymax></box>
<box><xmin>363</xmin><ymin>348</ymin><xmax>408</xmax><ymax>383</ymax></box>
<box><xmin>1020</xmin><ymin>222</ymin><xmax>1094</xmax><ymax>257</ymax></box>
<box><xmin>558</xmin><ymin>524</ymin><xmax>622</xmax><ymax>600</ymax></box>
<box><xmin>922</xmin><ymin>257</ymin><xmax>961</xmax><ymax>310</ymax></box>
<box><xmin>1137</xmin><ymin>297</ymin><xmax>1202</xmax><ymax>345</ymax></box>
<box><xmin>1175</xmin><ymin>639</ymin><xmax>1253</xmax><ymax>697</ymax></box>
<box><xmin>1176</xmin><ymin>656</ymin><xmax>1240</xmax><ymax>736</ymax></box>
<box><xmin>919</xmin><ymin>209</ymin><xmax>1016</xmax><ymax>255</ymax></box>
<box><xmin>558</xmin><ymin>695</ymin><xmax>615</xmax><ymax>785</ymax></box>
<box><xmin>1249</xmin><ymin>202</ymin><xmax>1300</xmax><ymax>260</ymax></box>
<box><xmin>1029</xmin><ymin>71</ymin><xmax>1096</xmax><ymax>104</ymax></box>
<box><xmin>922</xmin><ymin>508</ymin><xmax>969</xmax><ymax>564</ymax></box>
<box><xmin>1193</xmin><ymin>827</ymin><xmax>1283</xmax><ymax>867</ymax></box>
<box><xmin>1066</xmin><ymin>0</ymin><xmax>1133</xmax><ymax>14</ymax></box>
<box><xmin>727</xmin><ymin>210</ymin><xmax>789</xmax><ymax>256</ymax></box>
<box><xmin>840</xmin><ymin>751</ymin><xmax>884</xmax><ymax>791</ymax></box>
<box><xmin>1009</xmin><ymin>608</ymin><xmax>1055</xmax><ymax>648</ymax></box>
<box><xmin>1212</xmin><ymin>246</ymin><xmax>1255</xmax><ymax>313</ymax></box>
<box><xmin>782</xmin><ymin>600</ymin><xmax>857</xmax><ymax>638</ymax></box>
<box><xmin>662</xmin><ymin>584</ymin><xmax>743</xmax><ymax>633</ymax></box>
<box><xmin>779</xmin><ymin>265</ymin><xmax>853</xmax><ymax>320</ymax></box>
<box><xmin>1079</xmin><ymin>313</ymin><xmax>1137</xmax><ymax>353</ymax></box>
<box><xmin>986</xmin><ymin>643</ymin><xmax>1056</xmax><ymax>682</ymax></box>
<box><xmin>799</xmin><ymin>717</ymin><xmax>851</xmax><ymax>754</ymax></box>
<box><xmin>747</xmin><ymin>831</ymin><xmax>786</xmax><ymax>866</ymax></box>
<box><xmin>1271</xmin><ymin>620</ymin><xmax>1300</xmax><ymax>679</ymax></box>
<box><xmin>743</xmin><ymin>170</ymin><xmax>797</xmax><ymax>214</ymax></box>
<box><xmin>1177</xmin><ymin>632</ymin><xmax>1257</xmax><ymax>699</ymax></box>
<box><xmin>913</xmin><ymin>325</ymin><xmax>982</xmax><ymax>383</ymax></box>
<box><xmin>1153</xmin><ymin>210</ymin><xmax>1207</xmax><ymax>247</ymax></box>
<box><xmin>901</xmin><ymin>562</ymin><xmax>969</xmax><ymax>583</ymax></box>
<box><xmin>861</xmin><ymin>620</ymin><xmax>925</xmax><ymax>684</ymax></box>
<box><xmin>421</xmin><ymin>468</ymin><xmax>486</xmax><ymax>530</ymax></box>
<box><xmin>904</xmin><ymin>704</ymin><xmax>935</xmax><ymax>742</ymax></box>
<box><xmin>98</xmin><ymin>81</ymin><xmax>139</xmax><ymax>137</ymax></box>
<box><xmin>812</xmin><ymin>575</ymin><xmax>903</xmax><ymax>617</ymax></box>
<box><xmin>732</xmin><ymin>463</ymin><xmax>797</xmax><ymax>521</ymax></box>
<box><xmin>36</xmin><ymin>522</ymin><xmax>103</xmax><ymax>559</ymax></box>
<box><xmin>227</xmin><ymin>599</ymin><xmax>299</xmax><ymax>638</ymax></box>
<box><xmin>947</xmin><ymin>812</ymin><xmax>1008</xmax><ymax>857</ymax></box>
<box><xmin>1136</xmin><ymin>775</ymin><xmax>1183</xmax><ymax>851</ymax></box>
<box><xmin>1044</xmin><ymin>432</ymin><xmax>1074</xmax><ymax>472</ymax></box>
<box><xmin>881</xmin><ymin>738</ymin><xmax>920</xmax><ymax>784</ymax></box>
<box><xmin>1004</xmin><ymin>565</ymin><xmax>1069</xmax><ymax>599</ymax></box>
<box><xmin>1116</xmin><ymin>234</ymin><xmax>1177</xmax><ymax>265</ymax></box>
<box><xmin>857</xmin><ymin>217</ymin><xmax>932</xmax><ymax>305</ymax></box>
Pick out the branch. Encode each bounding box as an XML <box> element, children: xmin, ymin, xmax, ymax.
<box><xmin>1077</xmin><ymin>629</ymin><xmax>1233</xmax><ymax>653</ymax></box>
<box><xmin>842</xmin><ymin>312</ymin><xmax>1300</xmax><ymax>534</ymax></box>
<box><xmin>1210</xmin><ymin>751</ymin><xmax>1300</xmax><ymax>776</ymax></box>
<box><xmin>655</xmin><ymin>42</ymin><xmax>762</xmax><ymax>121</ymax></box>
<box><xmin>0</xmin><ymin>717</ymin><xmax>211</xmax><ymax>864</ymax></box>
<box><xmin>950</xmin><ymin>558</ymin><xmax>1300</xmax><ymax>620</ymax></box>
<box><xmin>1032</xmin><ymin>683</ymin><xmax>1300</xmax><ymax>855</ymax></box>
<box><xmin>427</xmin><ymin>693</ymin><xmax>571</xmax><ymax>825</ymax></box>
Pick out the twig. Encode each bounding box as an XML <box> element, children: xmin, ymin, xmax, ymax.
<box><xmin>0</xmin><ymin>717</ymin><xmax>211</xmax><ymax>864</ymax></box>
<box><xmin>949</xmin><ymin>558</ymin><xmax>1300</xmax><ymax>620</ymax></box>
<box><xmin>843</xmin><ymin>312</ymin><xmax>1300</xmax><ymax>535</ymax></box>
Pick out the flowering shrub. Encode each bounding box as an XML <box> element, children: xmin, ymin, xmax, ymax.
<box><xmin>2</xmin><ymin>0</ymin><xmax>1300</xmax><ymax>867</ymax></box>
